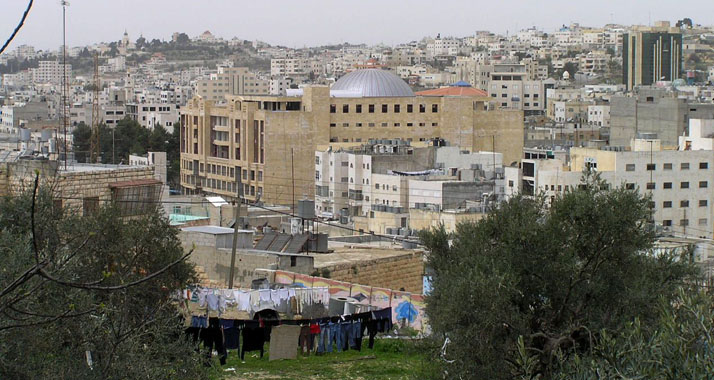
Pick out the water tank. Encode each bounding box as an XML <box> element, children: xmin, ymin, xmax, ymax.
<box><xmin>19</xmin><ymin>128</ymin><xmax>30</xmax><ymax>141</ymax></box>
<box><xmin>297</xmin><ymin>199</ymin><xmax>315</xmax><ymax>219</ymax></box>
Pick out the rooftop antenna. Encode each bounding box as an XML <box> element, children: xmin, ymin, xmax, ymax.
<box><xmin>61</xmin><ymin>0</ymin><xmax>70</xmax><ymax>170</ymax></box>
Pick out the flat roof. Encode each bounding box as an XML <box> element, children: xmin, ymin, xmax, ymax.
<box><xmin>181</xmin><ymin>225</ymin><xmax>252</xmax><ymax>235</ymax></box>
<box><xmin>311</xmin><ymin>243</ymin><xmax>422</xmax><ymax>268</ymax></box>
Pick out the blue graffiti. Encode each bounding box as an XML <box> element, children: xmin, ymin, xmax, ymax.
<box><xmin>395</xmin><ymin>301</ymin><xmax>418</xmax><ymax>323</ymax></box>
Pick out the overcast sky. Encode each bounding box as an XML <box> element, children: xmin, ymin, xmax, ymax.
<box><xmin>1</xmin><ymin>0</ymin><xmax>712</xmax><ymax>51</ymax></box>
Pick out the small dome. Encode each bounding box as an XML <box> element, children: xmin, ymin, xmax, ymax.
<box><xmin>331</xmin><ymin>69</ymin><xmax>414</xmax><ymax>97</ymax></box>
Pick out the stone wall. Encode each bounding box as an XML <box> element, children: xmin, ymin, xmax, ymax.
<box><xmin>320</xmin><ymin>251</ymin><xmax>424</xmax><ymax>293</ymax></box>
<box><xmin>2</xmin><ymin>160</ymin><xmax>156</xmax><ymax>212</ymax></box>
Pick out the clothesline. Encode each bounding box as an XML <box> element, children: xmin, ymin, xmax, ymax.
<box><xmin>179</xmin><ymin>286</ymin><xmax>331</xmax><ymax>315</ymax></box>
<box><xmin>185</xmin><ymin>307</ymin><xmax>394</xmax><ymax>364</ymax></box>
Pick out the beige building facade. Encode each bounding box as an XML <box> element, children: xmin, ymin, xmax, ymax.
<box><xmin>180</xmin><ymin>69</ymin><xmax>524</xmax><ymax>206</ymax></box>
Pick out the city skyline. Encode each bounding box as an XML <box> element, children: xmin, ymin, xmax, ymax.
<box><xmin>1</xmin><ymin>0</ymin><xmax>712</xmax><ymax>51</ymax></box>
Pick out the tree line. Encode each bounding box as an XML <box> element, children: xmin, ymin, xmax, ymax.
<box><xmin>72</xmin><ymin>118</ymin><xmax>180</xmax><ymax>189</ymax></box>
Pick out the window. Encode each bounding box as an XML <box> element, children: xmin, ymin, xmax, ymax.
<box><xmin>394</xmin><ymin>104</ymin><xmax>400</xmax><ymax>113</ymax></box>
<box><xmin>664</xmin><ymin>163</ymin><xmax>672</xmax><ymax>170</ymax></box>
<box><xmin>663</xmin><ymin>220</ymin><xmax>672</xmax><ymax>227</ymax></box>
<box><xmin>680</xmin><ymin>200</ymin><xmax>689</xmax><ymax>208</ymax></box>
<box><xmin>330</xmin><ymin>123</ymin><xmax>336</xmax><ymax>127</ymax></box>
<box><xmin>356</xmin><ymin>104</ymin><xmax>362</xmax><ymax>113</ymax></box>
<box><xmin>646</xmin><ymin>182</ymin><xmax>655</xmax><ymax>189</ymax></box>
<box><xmin>625</xmin><ymin>183</ymin><xmax>635</xmax><ymax>190</ymax></box>
<box><xmin>382</xmin><ymin>104</ymin><xmax>388</xmax><ymax>113</ymax></box>
<box><xmin>646</xmin><ymin>163</ymin><xmax>656</xmax><ymax>171</ymax></box>
<box><xmin>407</xmin><ymin>104</ymin><xmax>413</xmax><ymax>113</ymax></box>
<box><xmin>663</xmin><ymin>201</ymin><xmax>672</xmax><ymax>208</ymax></box>
<box><xmin>700</xmin><ymin>200</ymin><xmax>708</xmax><ymax>207</ymax></box>
<box><xmin>680</xmin><ymin>219</ymin><xmax>689</xmax><ymax>227</ymax></box>
<box><xmin>375</xmin><ymin>184</ymin><xmax>379</xmax><ymax>189</ymax></box>
<box><xmin>368</xmin><ymin>104</ymin><xmax>375</xmax><ymax>113</ymax></box>
<box><xmin>394</xmin><ymin>123</ymin><xmax>400</xmax><ymax>127</ymax></box>
<box><xmin>700</xmin><ymin>162</ymin><xmax>709</xmax><ymax>169</ymax></box>
<box><xmin>663</xmin><ymin>182</ymin><xmax>672</xmax><ymax>189</ymax></box>
<box><xmin>381</xmin><ymin>122</ymin><xmax>388</xmax><ymax>127</ymax></box>
<box><xmin>681</xmin><ymin>163</ymin><xmax>690</xmax><ymax>170</ymax></box>
<box><xmin>343</xmin><ymin>104</ymin><xmax>349</xmax><ymax>113</ymax></box>
<box><xmin>419</xmin><ymin>104</ymin><xmax>425</xmax><ymax>113</ymax></box>
<box><xmin>681</xmin><ymin>182</ymin><xmax>689</xmax><ymax>189</ymax></box>
<box><xmin>700</xmin><ymin>218</ymin><xmax>708</xmax><ymax>226</ymax></box>
<box><xmin>625</xmin><ymin>164</ymin><xmax>635</xmax><ymax>171</ymax></box>
<box><xmin>368</xmin><ymin>123</ymin><xmax>375</xmax><ymax>127</ymax></box>
<box><xmin>700</xmin><ymin>181</ymin><xmax>708</xmax><ymax>188</ymax></box>
<box><xmin>330</xmin><ymin>104</ymin><xmax>336</xmax><ymax>113</ymax></box>
<box><xmin>356</xmin><ymin>123</ymin><xmax>362</xmax><ymax>127</ymax></box>
<box><xmin>407</xmin><ymin>123</ymin><xmax>413</xmax><ymax>127</ymax></box>
<box><xmin>342</xmin><ymin>123</ymin><xmax>349</xmax><ymax>127</ymax></box>
<box><xmin>83</xmin><ymin>197</ymin><xmax>99</xmax><ymax>216</ymax></box>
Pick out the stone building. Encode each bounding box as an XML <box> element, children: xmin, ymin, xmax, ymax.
<box><xmin>0</xmin><ymin>160</ymin><xmax>162</xmax><ymax>216</ymax></box>
<box><xmin>179</xmin><ymin>69</ymin><xmax>523</xmax><ymax>206</ymax></box>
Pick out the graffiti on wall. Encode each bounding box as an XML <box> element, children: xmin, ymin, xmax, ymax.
<box><xmin>273</xmin><ymin>270</ymin><xmax>427</xmax><ymax>332</ymax></box>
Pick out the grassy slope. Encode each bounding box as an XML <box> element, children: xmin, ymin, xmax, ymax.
<box><xmin>209</xmin><ymin>339</ymin><xmax>435</xmax><ymax>380</ymax></box>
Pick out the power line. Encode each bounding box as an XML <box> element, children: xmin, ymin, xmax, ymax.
<box><xmin>0</xmin><ymin>0</ymin><xmax>33</xmax><ymax>56</ymax></box>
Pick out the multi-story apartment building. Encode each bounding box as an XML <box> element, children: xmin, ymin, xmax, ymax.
<box><xmin>31</xmin><ymin>61</ymin><xmax>72</xmax><ymax>85</ymax></box>
<box><xmin>488</xmin><ymin>69</ymin><xmax>551</xmax><ymax>115</ymax></box>
<box><xmin>522</xmin><ymin>140</ymin><xmax>714</xmax><ymax>239</ymax></box>
<box><xmin>623</xmin><ymin>22</ymin><xmax>683</xmax><ymax>91</ymax></box>
<box><xmin>315</xmin><ymin>141</ymin><xmax>505</xmax><ymax>218</ymax></box>
<box><xmin>270</xmin><ymin>58</ymin><xmax>311</xmax><ymax>77</ymax></box>
<box><xmin>587</xmin><ymin>104</ymin><xmax>611</xmax><ymax>127</ymax></box>
<box><xmin>196</xmin><ymin>67</ymin><xmax>269</xmax><ymax>101</ymax></box>
<box><xmin>126</xmin><ymin>103</ymin><xmax>179</xmax><ymax>132</ymax></box>
<box><xmin>610</xmin><ymin>88</ymin><xmax>714</xmax><ymax>146</ymax></box>
<box><xmin>179</xmin><ymin>69</ymin><xmax>523</xmax><ymax>206</ymax></box>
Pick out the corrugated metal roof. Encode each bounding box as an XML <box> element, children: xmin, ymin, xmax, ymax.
<box><xmin>331</xmin><ymin>69</ymin><xmax>414</xmax><ymax>97</ymax></box>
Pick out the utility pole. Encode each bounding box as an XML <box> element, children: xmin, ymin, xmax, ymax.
<box><xmin>491</xmin><ymin>135</ymin><xmax>496</xmax><ymax>177</ymax></box>
<box><xmin>90</xmin><ymin>53</ymin><xmax>101</xmax><ymax>163</ymax></box>
<box><xmin>291</xmin><ymin>148</ymin><xmax>295</xmax><ymax>214</ymax></box>
<box><xmin>228</xmin><ymin>171</ymin><xmax>244</xmax><ymax>289</ymax></box>
<box><xmin>61</xmin><ymin>0</ymin><xmax>70</xmax><ymax>170</ymax></box>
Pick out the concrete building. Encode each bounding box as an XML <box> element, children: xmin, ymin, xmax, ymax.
<box><xmin>196</xmin><ymin>67</ymin><xmax>269</xmax><ymax>101</ymax></box>
<box><xmin>180</xmin><ymin>69</ymin><xmax>523</xmax><ymax>206</ymax></box>
<box><xmin>610</xmin><ymin>89</ymin><xmax>714</xmax><ymax>147</ymax></box>
<box><xmin>314</xmin><ymin>141</ymin><xmax>505</xmax><ymax>219</ymax></box>
<box><xmin>126</xmin><ymin>103</ymin><xmax>179</xmax><ymax>133</ymax></box>
<box><xmin>679</xmin><ymin>119</ymin><xmax>714</xmax><ymax>151</ymax></box>
<box><xmin>487</xmin><ymin>65</ymin><xmax>554</xmax><ymax>114</ymax></box>
<box><xmin>271</xmin><ymin>58</ymin><xmax>311</xmax><ymax>77</ymax></box>
<box><xmin>0</xmin><ymin>102</ymin><xmax>52</xmax><ymax>133</ymax></box>
<box><xmin>270</xmin><ymin>77</ymin><xmax>294</xmax><ymax>96</ymax></box>
<box><xmin>31</xmin><ymin>61</ymin><xmax>72</xmax><ymax>85</ymax></box>
<box><xmin>623</xmin><ymin>23</ymin><xmax>683</xmax><ymax>91</ymax></box>
<box><xmin>521</xmin><ymin>139</ymin><xmax>714</xmax><ymax>239</ymax></box>
<box><xmin>587</xmin><ymin>104</ymin><xmax>611</xmax><ymax>127</ymax></box>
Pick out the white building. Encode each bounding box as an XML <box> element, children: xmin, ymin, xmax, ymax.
<box><xmin>31</xmin><ymin>61</ymin><xmax>72</xmax><ymax>85</ymax></box>
<box><xmin>521</xmin><ymin>140</ymin><xmax>714</xmax><ymax>239</ymax></box>
<box><xmin>587</xmin><ymin>105</ymin><xmax>611</xmax><ymax>127</ymax></box>
<box><xmin>315</xmin><ymin>143</ymin><xmax>506</xmax><ymax>218</ymax></box>
<box><xmin>269</xmin><ymin>77</ymin><xmax>293</xmax><ymax>96</ymax></box>
<box><xmin>680</xmin><ymin>119</ymin><xmax>714</xmax><ymax>151</ymax></box>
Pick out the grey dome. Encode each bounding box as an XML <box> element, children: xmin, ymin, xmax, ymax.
<box><xmin>331</xmin><ymin>69</ymin><xmax>414</xmax><ymax>97</ymax></box>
